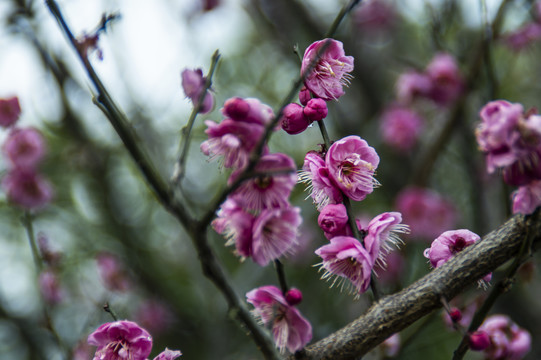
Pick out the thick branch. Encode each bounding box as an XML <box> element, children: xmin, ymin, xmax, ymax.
<box><xmin>290</xmin><ymin>211</ymin><xmax>540</xmax><ymax>360</ymax></box>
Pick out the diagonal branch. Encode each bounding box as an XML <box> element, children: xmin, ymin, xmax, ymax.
<box><xmin>290</xmin><ymin>210</ymin><xmax>541</xmax><ymax>360</ymax></box>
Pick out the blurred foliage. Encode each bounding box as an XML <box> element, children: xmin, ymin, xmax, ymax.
<box><xmin>0</xmin><ymin>0</ymin><xmax>541</xmax><ymax>359</ymax></box>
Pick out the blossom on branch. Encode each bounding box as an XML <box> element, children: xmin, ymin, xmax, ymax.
<box><xmin>87</xmin><ymin>320</ymin><xmax>153</xmax><ymax>360</ymax></box>
<box><xmin>478</xmin><ymin>315</ymin><xmax>531</xmax><ymax>359</ymax></box>
<box><xmin>301</xmin><ymin>39</ymin><xmax>354</xmax><ymax>101</ymax></box>
<box><xmin>181</xmin><ymin>68</ymin><xmax>214</xmax><ymax>114</ymax></box>
<box><xmin>315</xmin><ymin>236</ymin><xmax>374</xmax><ymax>295</ymax></box>
<box><xmin>512</xmin><ymin>181</ymin><xmax>541</xmax><ymax>215</ymax></box>
<box><xmin>363</xmin><ymin>212</ymin><xmax>409</xmax><ymax>268</ymax></box>
<box><xmin>246</xmin><ymin>285</ymin><xmax>312</xmax><ymax>354</ymax></box>
<box><xmin>326</xmin><ymin>135</ymin><xmax>380</xmax><ymax>202</ymax></box>
<box><xmin>299</xmin><ymin>150</ymin><xmax>343</xmax><ymax>209</ymax></box>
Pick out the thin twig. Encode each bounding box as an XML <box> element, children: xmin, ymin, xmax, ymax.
<box><xmin>172</xmin><ymin>50</ymin><xmax>221</xmax><ymax>183</ymax></box>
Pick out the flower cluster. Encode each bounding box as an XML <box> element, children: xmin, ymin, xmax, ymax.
<box><xmin>477</xmin><ymin>315</ymin><xmax>531</xmax><ymax>359</ymax></box>
<box><xmin>181</xmin><ymin>68</ymin><xmax>214</xmax><ymax>114</ymax></box>
<box><xmin>280</xmin><ymin>38</ymin><xmax>353</xmax><ymax>135</ymax></box>
<box><xmin>475</xmin><ymin>100</ymin><xmax>541</xmax><ymax>214</ymax></box>
<box><xmin>315</xmin><ymin>210</ymin><xmax>408</xmax><ymax>295</ymax></box>
<box><xmin>0</xmin><ymin>97</ymin><xmax>53</xmax><ymax>210</ymax></box>
<box><xmin>246</xmin><ymin>286</ymin><xmax>312</xmax><ymax>354</ymax></box>
<box><xmin>396</xmin><ymin>52</ymin><xmax>463</xmax><ymax>107</ymax></box>
<box><xmin>87</xmin><ymin>320</ymin><xmax>181</xmax><ymax>360</ymax></box>
<box><xmin>204</xmin><ymin>97</ymin><xmax>302</xmax><ymax>266</ymax></box>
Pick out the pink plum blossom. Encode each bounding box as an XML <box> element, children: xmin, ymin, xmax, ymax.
<box><xmin>478</xmin><ymin>315</ymin><xmax>531</xmax><ymax>360</ymax></box>
<box><xmin>424</xmin><ymin>229</ymin><xmax>479</xmax><ymax>267</ymax></box>
<box><xmin>246</xmin><ymin>285</ymin><xmax>312</xmax><ymax>354</ymax></box>
<box><xmin>425</xmin><ymin>53</ymin><xmax>463</xmax><ymax>106</ymax></box>
<box><xmin>317</xmin><ymin>203</ymin><xmax>351</xmax><ymax>239</ymax></box>
<box><xmin>476</xmin><ymin>100</ymin><xmax>541</xmax><ymax>185</ymax></box>
<box><xmin>303</xmin><ymin>98</ymin><xmax>328</xmax><ymax>122</ymax></box>
<box><xmin>221</xmin><ymin>97</ymin><xmax>274</xmax><ymax>126</ymax></box>
<box><xmin>395</xmin><ymin>71</ymin><xmax>432</xmax><ymax>104</ymax></box>
<box><xmin>96</xmin><ymin>252</ymin><xmax>131</xmax><ymax>292</ymax></box>
<box><xmin>301</xmin><ymin>39</ymin><xmax>354</xmax><ymax>101</ymax></box>
<box><xmin>229</xmin><ymin>152</ymin><xmax>297</xmax><ymax>211</ymax></box>
<box><xmin>395</xmin><ymin>186</ymin><xmax>456</xmax><ymax>240</ymax></box>
<box><xmin>424</xmin><ymin>229</ymin><xmax>492</xmax><ymax>283</ymax></box>
<box><xmin>39</xmin><ymin>269</ymin><xmax>64</xmax><ymax>305</ymax></box>
<box><xmin>212</xmin><ymin>198</ymin><xmax>255</xmax><ymax>259</ymax></box>
<box><xmin>181</xmin><ymin>68</ymin><xmax>214</xmax><ymax>114</ymax></box>
<box><xmin>87</xmin><ymin>320</ymin><xmax>153</xmax><ymax>360</ymax></box>
<box><xmin>512</xmin><ymin>181</ymin><xmax>541</xmax><ymax>215</ymax></box>
<box><xmin>380</xmin><ymin>106</ymin><xmax>424</xmax><ymax>151</ymax></box>
<box><xmin>281</xmin><ymin>103</ymin><xmax>310</xmax><ymax>135</ymax></box>
<box><xmin>0</xmin><ymin>96</ymin><xmax>21</xmax><ymax>127</ymax></box>
<box><xmin>2</xmin><ymin>168</ymin><xmax>53</xmax><ymax>210</ymax></box>
<box><xmin>315</xmin><ymin>236</ymin><xmax>374</xmax><ymax>295</ymax></box>
<box><xmin>326</xmin><ymin>135</ymin><xmax>380</xmax><ymax>202</ymax></box>
<box><xmin>298</xmin><ymin>150</ymin><xmax>343</xmax><ymax>209</ymax></box>
<box><xmin>153</xmin><ymin>348</ymin><xmax>182</xmax><ymax>360</ymax></box>
<box><xmin>504</xmin><ymin>22</ymin><xmax>541</xmax><ymax>50</ymax></box>
<box><xmin>251</xmin><ymin>206</ymin><xmax>302</xmax><ymax>266</ymax></box>
<box><xmin>363</xmin><ymin>212</ymin><xmax>409</xmax><ymax>267</ymax></box>
<box><xmin>3</xmin><ymin>127</ymin><xmax>47</xmax><ymax>169</ymax></box>
<box><xmin>201</xmin><ymin>118</ymin><xmax>265</xmax><ymax>170</ymax></box>
<box><xmin>353</xmin><ymin>0</ymin><xmax>396</xmax><ymax>33</ymax></box>
<box><xmin>135</xmin><ymin>299</ymin><xmax>175</xmax><ymax>335</ymax></box>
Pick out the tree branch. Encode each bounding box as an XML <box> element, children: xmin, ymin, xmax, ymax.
<box><xmin>290</xmin><ymin>210</ymin><xmax>540</xmax><ymax>360</ymax></box>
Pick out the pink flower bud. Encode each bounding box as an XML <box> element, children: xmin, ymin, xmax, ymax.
<box><xmin>281</xmin><ymin>103</ymin><xmax>310</xmax><ymax>135</ymax></box>
<box><xmin>450</xmin><ymin>308</ymin><xmax>462</xmax><ymax>323</ymax></box>
<box><xmin>299</xmin><ymin>86</ymin><xmax>311</xmax><ymax>106</ymax></box>
<box><xmin>223</xmin><ymin>97</ymin><xmax>250</xmax><ymax>120</ymax></box>
<box><xmin>0</xmin><ymin>96</ymin><xmax>21</xmax><ymax>128</ymax></box>
<box><xmin>469</xmin><ymin>331</ymin><xmax>490</xmax><ymax>351</ymax></box>
<box><xmin>304</xmin><ymin>98</ymin><xmax>328</xmax><ymax>121</ymax></box>
<box><xmin>285</xmin><ymin>288</ymin><xmax>303</xmax><ymax>305</ymax></box>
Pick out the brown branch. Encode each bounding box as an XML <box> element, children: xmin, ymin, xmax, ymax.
<box><xmin>290</xmin><ymin>210</ymin><xmax>540</xmax><ymax>360</ymax></box>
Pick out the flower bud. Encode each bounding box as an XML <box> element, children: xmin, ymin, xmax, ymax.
<box><xmin>304</xmin><ymin>98</ymin><xmax>328</xmax><ymax>121</ymax></box>
<box><xmin>223</xmin><ymin>97</ymin><xmax>250</xmax><ymax>120</ymax></box>
<box><xmin>469</xmin><ymin>331</ymin><xmax>490</xmax><ymax>351</ymax></box>
<box><xmin>285</xmin><ymin>288</ymin><xmax>303</xmax><ymax>305</ymax></box>
<box><xmin>0</xmin><ymin>96</ymin><xmax>21</xmax><ymax>128</ymax></box>
<box><xmin>281</xmin><ymin>103</ymin><xmax>310</xmax><ymax>135</ymax></box>
<box><xmin>449</xmin><ymin>308</ymin><xmax>462</xmax><ymax>323</ymax></box>
<box><xmin>299</xmin><ymin>86</ymin><xmax>311</xmax><ymax>106</ymax></box>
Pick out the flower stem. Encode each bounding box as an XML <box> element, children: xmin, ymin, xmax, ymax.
<box><xmin>172</xmin><ymin>50</ymin><xmax>221</xmax><ymax>183</ymax></box>
<box><xmin>274</xmin><ymin>259</ymin><xmax>289</xmax><ymax>295</ymax></box>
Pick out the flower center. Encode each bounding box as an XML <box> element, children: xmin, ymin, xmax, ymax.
<box><xmin>255</xmin><ymin>176</ymin><xmax>272</xmax><ymax>189</ymax></box>
<box><xmin>450</xmin><ymin>237</ymin><xmax>467</xmax><ymax>253</ymax></box>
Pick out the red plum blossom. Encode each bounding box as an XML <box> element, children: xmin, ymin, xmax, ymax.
<box><xmin>303</xmin><ymin>98</ymin><xmax>328</xmax><ymax>122</ymax></box>
<box><xmin>301</xmin><ymin>39</ymin><xmax>354</xmax><ymax>101</ymax></box>
<box><xmin>317</xmin><ymin>203</ymin><xmax>351</xmax><ymax>239</ymax></box>
<box><xmin>326</xmin><ymin>135</ymin><xmax>380</xmax><ymax>202</ymax></box>
<box><xmin>246</xmin><ymin>285</ymin><xmax>312</xmax><ymax>354</ymax></box>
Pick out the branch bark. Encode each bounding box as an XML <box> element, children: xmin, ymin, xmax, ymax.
<box><xmin>290</xmin><ymin>210</ymin><xmax>540</xmax><ymax>360</ymax></box>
